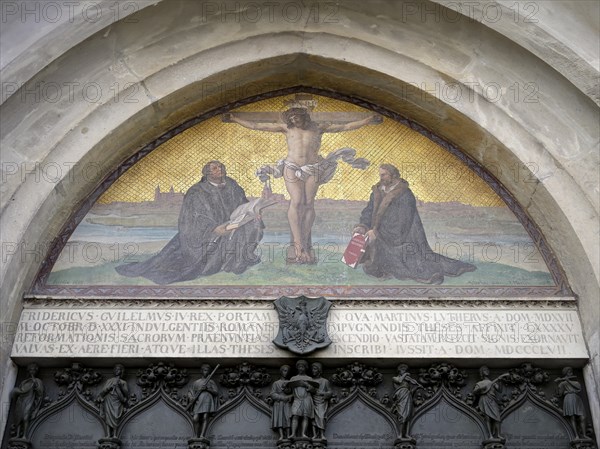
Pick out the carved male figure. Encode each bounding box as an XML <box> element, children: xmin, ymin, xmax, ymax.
<box><xmin>98</xmin><ymin>364</ymin><xmax>128</xmax><ymax>438</ymax></box>
<box><xmin>391</xmin><ymin>364</ymin><xmax>423</xmax><ymax>439</ymax></box>
<box><xmin>188</xmin><ymin>364</ymin><xmax>219</xmax><ymax>439</ymax></box>
<box><xmin>556</xmin><ymin>366</ymin><xmax>588</xmax><ymax>439</ymax></box>
<box><xmin>10</xmin><ymin>363</ymin><xmax>44</xmax><ymax>439</ymax></box>
<box><xmin>224</xmin><ymin>108</ymin><xmax>381</xmax><ymax>263</ymax></box>
<box><xmin>311</xmin><ymin>362</ymin><xmax>332</xmax><ymax>440</ymax></box>
<box><xmin>473</xmin><ymin>366</ymin><xmax>509</xmax><ymax>440</ymax></box>
<box><xmin>270</xmin><ymin>365</ymin><xmax>293</xmax><ymax>440</ymax></box>
<box><xmin>289</xmin><ymin>359</ymin><xmax>316</xmax><ymax>438</ymax></box>
<box><xmin>353</xmin><ymin>164</ymin><xmax>476</xmax><ymax>284</ymax></box>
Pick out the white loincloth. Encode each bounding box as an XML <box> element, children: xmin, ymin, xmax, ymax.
<box><xmin>256</xmin><ymin>147</ymin><xmax>369</xmax><ymax>185</ymax></box>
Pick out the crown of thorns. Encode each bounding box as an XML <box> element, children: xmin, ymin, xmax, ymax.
<box><xmin>282</xmin><ymin>107</ymin><xmax>310</xmax><ymax>122</ymax></box>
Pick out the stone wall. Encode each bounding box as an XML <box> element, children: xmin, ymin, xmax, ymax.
<box><xmin>1</xmin><ymin>0</ymin><xmax>598</xmax><ymax>442</ymax></box>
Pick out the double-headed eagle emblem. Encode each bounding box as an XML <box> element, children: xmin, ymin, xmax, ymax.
<box><xmin>273</xmin><ymin>296</ymin><xmax>332</xmax><ymax>355</ymax></box>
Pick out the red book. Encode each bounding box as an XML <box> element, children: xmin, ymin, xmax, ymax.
<box><xmin>341</xmin><ymin>233</ymin><xmax>367</xmax><ymax>268</ymax></box>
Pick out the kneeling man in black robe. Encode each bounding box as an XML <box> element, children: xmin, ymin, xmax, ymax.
<box><xmin>353</xmin><ymin>164</ymin><xmax>476</xmax><ymax>284</ymax></box>
<box><xmin>116</xmin><ymin>160</ymin><xmax>263</xmax><ymax>284</ymax></box>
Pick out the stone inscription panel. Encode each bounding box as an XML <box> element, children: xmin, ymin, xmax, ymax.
<box><xmin>12</xmin><ymin>306</ymin><xmax>587</xmax><ymax>359</ymax></box>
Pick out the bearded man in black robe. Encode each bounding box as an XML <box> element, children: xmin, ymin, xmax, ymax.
<box><xmin>116</xmin><ymin>161</ymin><xmax>263</xmax><ymax>284</ymax></box>
<box><xmin>353</xmin><ymin>164</ymin><xmax>475</xmax><ymax>284</ymax></box>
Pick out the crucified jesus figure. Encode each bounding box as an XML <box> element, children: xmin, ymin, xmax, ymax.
<box><xmin>223</xmin><ymin>106</ymin><xmax>382</xmax><ymax>263</ymax></box>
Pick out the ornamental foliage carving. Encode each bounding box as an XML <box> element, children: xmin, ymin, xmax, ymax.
<box><xmin>4</xmin><ymin>361</ymin><xmax>596</xmax><ymax>449</ymax></box>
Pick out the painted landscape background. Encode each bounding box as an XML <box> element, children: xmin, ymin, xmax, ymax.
<box><xmin>48</xmin><ymin>196</ymin><xmax>553</xmax><ymax>287</ymax></box>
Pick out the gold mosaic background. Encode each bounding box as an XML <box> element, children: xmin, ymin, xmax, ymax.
<box><xmin>99</xmin><ymin>95</ymin><xmax>503</xmax><ymax>207</ymax></box>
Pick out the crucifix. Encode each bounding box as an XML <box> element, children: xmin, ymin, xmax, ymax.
<box><xmin>222</xmin><ymin>94</ymin><xmax>383</xmax><ymax>263</ymax></box>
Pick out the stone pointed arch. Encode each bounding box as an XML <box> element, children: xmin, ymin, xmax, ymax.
<box><xmin>31</xmin><ymin>87</ymin><xmax>571</xmax><ymax>298</ymax></box>
<box><xmin>118</xmin><ymin>387</ymin><xmax>194</xmax><ymax>438</ymax></box>
<box><xmin>207</xmin><ymin>388</ymin><xmax>277</xmax><ymax>448</ymax></box>
<box><xmin>210</xmin><ymin>385</ymin><xmax>273</xmax><ymax>422</ymax></box>
<box><xmin>410</xmin><ymin>386</ymin><xmax>488</xmax><ymax>441</ymax></box>
<box><xmin>329</xmin><ymin>387</ymin><xmax>398</xmax><ymax>426</ymax></box>
<box><xmin>29</xmin><ymin>390</ymin><xmax>104</xmax><ymax>445</ymax></box>
<box><xmin>501</xmin><ymin>389</ymin><xmax>576</xmax><ymax>441</ymax></box>
<box><xmin>326</xmin><ymin>388</ymin><xmax>399</xmax><ymax>445</ymax></box>
<box><xmin>116</xmin><ymin>388</ymin><xmax>194</xmax><ymax>447</ymax></box>
<box><xmin>3</xmin><ymin>30</ymin><xmax>595</xmax><ymax>311</ymax></box>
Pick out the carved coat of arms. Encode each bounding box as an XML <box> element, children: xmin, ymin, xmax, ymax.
<box><xmin>273</xmin><ymin>296</ymin><xmax>332</xmax><ymax>355</ymax></box>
